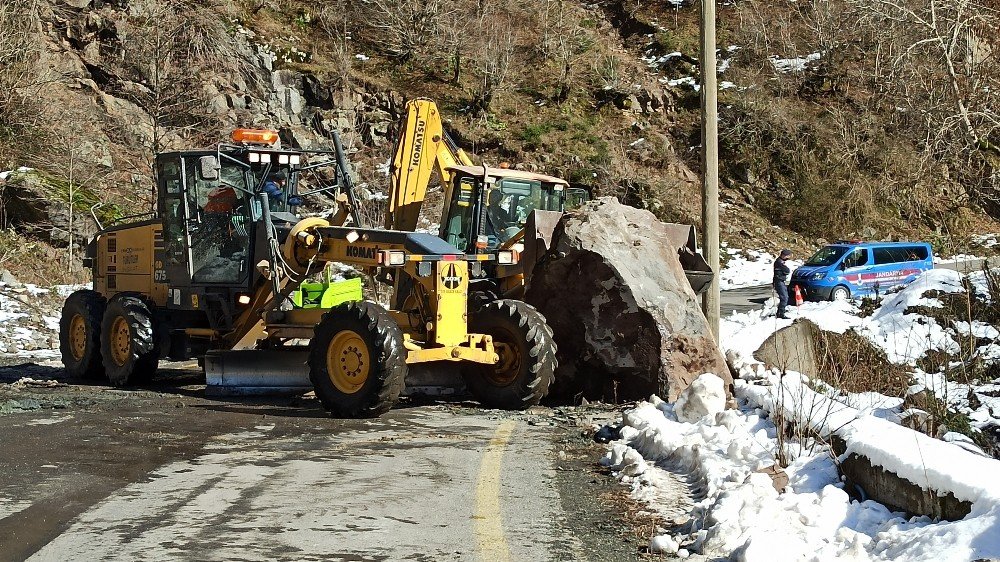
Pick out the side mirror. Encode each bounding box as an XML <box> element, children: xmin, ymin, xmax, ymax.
<box><xmin>199</xmin><ymin>156</ymin><xmax>220</xmax><ymax>180</ymax></box>
<box><xmin>838</xmin><ymin>261</ymin><xmax>847</xmax><ymax>271</ymax></box>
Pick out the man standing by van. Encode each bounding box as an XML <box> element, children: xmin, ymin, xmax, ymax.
<box><xmin>774</xmin><ymin>248</ymin><xmax>792</xmax><ymax>319</ymax></box>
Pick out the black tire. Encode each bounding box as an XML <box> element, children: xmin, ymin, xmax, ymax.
<box><xmin>100</xmin><ymin>294</ymin><xmax>159</xmax><ymax>386</ymax></box>
<box><xmin>463</xmin><ymin>299</ymin><xmax>557</xmax><ymax>410</ymax></box>
<box><xmin>308</xmin><ymin>301</ymin><xmax>407</xmax><ymax>418</ymax></box>
<box><xmin>830</xmin><ymin>285</ymin><xmax>850</xmax><ymax>302</ymax></box>
<box><xmin>59</xmin><ymin>290</ymin><xmax>107</xmax><ymax>379</ymax></box>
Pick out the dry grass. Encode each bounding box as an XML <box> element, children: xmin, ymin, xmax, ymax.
<box><xmin>813</xmin><ymin>328</ymin><xmax>912</xmax><ymax>397</ymax></box>
<box><xmin>0</xmin><ymin>229</ymin><xmax>88</xmax><ymax>285</ymax></box>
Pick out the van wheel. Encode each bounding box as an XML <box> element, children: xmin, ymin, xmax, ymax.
<box><xmin>830</xmin><ymin>286</ymin><xmax>850</xmax><ymax>302</ymax></box>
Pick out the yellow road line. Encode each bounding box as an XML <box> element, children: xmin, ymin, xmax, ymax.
<box><xmin>474</xmin><ymin>420</ymin><xmax>516</xmax><ymax>562</ymax></box>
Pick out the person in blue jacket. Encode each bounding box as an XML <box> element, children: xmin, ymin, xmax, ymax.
<box><xmin>773</xmin><ymin>248</ymin><xmax>792</xmax><ymax>319</ymax></box>
<box><xmin>263</xmin><ymin>169</ymin><xmax>302</xmax><ymax>207</ymax></box>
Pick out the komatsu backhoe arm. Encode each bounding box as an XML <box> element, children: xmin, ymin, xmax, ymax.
<box><xmin>385</xmin><ymin>99</ymin><xmax>473</xmax><ymax>232</ymax></box>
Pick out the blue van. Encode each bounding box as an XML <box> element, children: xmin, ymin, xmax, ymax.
<box><xmin>790</xmin><ymin>241</ymin><xmax>934</xmax><ymax>301</ymax></box>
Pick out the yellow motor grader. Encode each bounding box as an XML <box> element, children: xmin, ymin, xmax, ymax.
<box><xmin>59</xmin><ymin>129</ymin><xmax>556</xmax><ymax>417</ymax></box>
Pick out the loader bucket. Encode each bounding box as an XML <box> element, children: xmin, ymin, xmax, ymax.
<box><xmin>662</xmin><ymin>223</ymin><xmax>714</xmax><ymax>295</ymax></box>
<box><xmin>520</xmin><ymin>210</ymin><xmax>564</xmax><ymax>286</ymax></box>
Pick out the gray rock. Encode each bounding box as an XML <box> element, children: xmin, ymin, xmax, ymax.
<box><xmin>525</xmin><ymin>197</ymin><xmax>733</xmax><ymax>402</ymax></box>
<box><xmin>208</xmin><ymin>94</ymin><xmax>230</xmax><ymax>115</ymax></box>
<box><xmin>0</xmin><ymin>269</ymin><xmax>18</xmax><ymax>285</ymax></box>
<box><xmin>754</xmin><ymin>320</ymin><xmax>819</xmax><ymax>375</ymax></box>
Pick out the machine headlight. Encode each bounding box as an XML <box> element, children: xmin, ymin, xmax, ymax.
<box><xmin>379</xmin><ymin>250</ymin><xmax>406</xmax><ymax>266</ymax></box>
<box><xmin>496</xmin><ymin>250</ymin><xmax>517</xmax><ymax>265</ymax></box>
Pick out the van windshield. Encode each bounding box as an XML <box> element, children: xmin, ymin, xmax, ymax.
<box><xmin>806</xmin><ymin>246</ymin><xmax>849</xmax><ymax>266</ymax></box>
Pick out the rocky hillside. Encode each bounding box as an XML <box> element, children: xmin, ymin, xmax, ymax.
<box><xmin>1</xmin><ymin>0</ymin><xmax>999</xmax><ymax>284</ymax></box>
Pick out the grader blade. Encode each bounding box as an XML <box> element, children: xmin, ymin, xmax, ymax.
<box><xmin>204</xmin><ymin>349</ymin><xmax>469</xmax><ymax>397</ymax></box>
<box><xmin>204</xmin><ymin>349</ymin><xmax>311</xmax><ymax>395</ymax></box>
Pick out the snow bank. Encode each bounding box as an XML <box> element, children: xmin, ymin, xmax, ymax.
<box><xmin>770</xmin><ymin>52</ymin><xmax>821</xmax><ymax>73</ymax></box>
<box><xmin>0</xmin><ymin>283</ymin><xmax>87</xmax><ymax>356</ymax></box>
<box><xmin>721</xmin><ymin>299</ymin><xmax>860</xmax><ymax>364</ymax></box>
<box><xmin>723</xmin><ymin>269</ymin><xmax>964</xmax><ymax>367</ymax></box>
<box><xmin>858</xmin><ymin>269</ymin><xmax>964</xmax><ymax>365</ymax></box>
<box><xmin>607</xmin><ymin>374</ymin><xmax>1000</xmax><ymax>561</ymax></box>
<box><xmin>674</xmin><ymin>373</ymin><xmax>726</xmax><ymax>422</ymax></box>
<box><xmin>603</xmin><ymin>262</ymin><xmax>1000</xmax><ymax>561</ymax></box>
<box><xmin>606</xmin><ymin>397</ymin><xmax>890</xmax><ymax>561</ymax></box>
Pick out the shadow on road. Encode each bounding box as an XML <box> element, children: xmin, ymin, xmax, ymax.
<box><xmin>0</xmin><ymin>358</ymin><xmax>483</xmax><ymax>420</ymax></box>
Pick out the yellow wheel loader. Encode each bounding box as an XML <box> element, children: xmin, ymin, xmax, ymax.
<box><xmin>59</xmin><ymin>129</ymin><xmax>556</xmax><ymax>416</ymax></box>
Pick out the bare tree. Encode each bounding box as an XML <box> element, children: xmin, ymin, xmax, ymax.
<box><xmin>852</xmin><ymin>0</ymin><xmax>1000</xmax><ymax>210</ymax></box>
<box><xmin>317</xmin><ymin>5</ymin><xmax>354</xmax><ymax>89</ymax></box>
<box><xmin>357</xmin><ymin>0</ymin><xmax>446</xmax><ymax>62</ymax></box>
<box><xmin>471</xmin><ymin>17</ymin><xmax>516</xmax><ymax>114</ymax></box>
<box><xmin>0</xmin><ymin>0</ymin><xmax>44</xmax><ymax>169</ymax></box>
<box><xmin>116</xmin><ymin>0</ymin><xmax>252</xmax><ymax>206</ymax></box>
<box><xmin>545</xmin><ymin>1</ymin><xmax>592</xmax><ymax>102</ymax></box>
<box><xmin>856</xmin><ymin>0</ymin><xmax>1000</xmax><ymax>146</ymax></box>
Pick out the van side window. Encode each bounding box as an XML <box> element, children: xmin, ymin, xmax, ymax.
<box><xmin>905</xmin><ymin>246</ymin><xmax>928</xmax><ymax>261</ymax></box>
<box><xmin>874</xmin><ymin>246</ymin><xmax>927</xmax><ymax>264</ymax></box>
<box><xmin>874</xmin><ymin>248</ymin><xmax>899</xmax><ymax>265</ymax></box>
<box><xmin>843</xmin><ymin>248</ymin><xmax>869</xmax><ymax>269</ymax></box>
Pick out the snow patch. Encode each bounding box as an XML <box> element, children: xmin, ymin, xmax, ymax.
<box><xmin>674</xmin><ymin>373</ymin><xmax>726</xmax><ymax>422</ymax></box>
<box><xmin>721</xmin><ymin>248</ymin><xmax>803</xmax><ymax>289</ymax></box>
<box><xmin>770</xmin><ymin>52</ymin><xmax>821</xmax><ymax>73</ymax></box>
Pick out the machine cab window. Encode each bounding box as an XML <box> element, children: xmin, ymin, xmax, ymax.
<box><xmin>157</xmin><ymin>156</ymin><xmax>185</xmax><ymax>267</ymax></box>
<box><xmin>184</xmin><ymin>155</ymin><xmax>253</xmax><ymax>284</ymax></box>
<box><xmin>444</xmin><ymin>176</ymin><xmax>477</xmax><ymax>250</ymax></box>
<box><xmin>485</xmin><ymin>179</ymin><xmax>541</xmax><ymax>244</ymax></box>
<box><xmin>485</xmin><ymin>177</ymin><xmax>565</xmax><ymax>246</ymax></box>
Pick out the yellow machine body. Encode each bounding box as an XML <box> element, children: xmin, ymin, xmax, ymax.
<box><xmin>268</xmin><ymin>219</ymin><xmax>497</xmax><ymax>365</ymax></box>
<box><xmin>91</xmin><ymin>222</ymin><xmax>169</xmax><ymax>306</ymax></box>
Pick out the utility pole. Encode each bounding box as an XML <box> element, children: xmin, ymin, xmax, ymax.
<box><xmin>700</xmin><ymin>0</ymin><xmax>721</xmax><ymax>338</ymax></box>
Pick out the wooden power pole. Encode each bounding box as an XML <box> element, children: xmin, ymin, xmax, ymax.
<box><xmin>700</xmin><ymin>0</ymin><xmax>721</xmax><ymax>338</ymax></box>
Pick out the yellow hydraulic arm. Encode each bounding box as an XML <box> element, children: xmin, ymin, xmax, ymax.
<box><xmin>385</xmin><ymin>99</ymin><xmax>473</xmax><ymax>232</ymax></box>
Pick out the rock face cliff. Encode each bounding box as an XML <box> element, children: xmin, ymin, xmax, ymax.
<box><xmin>3</xmin><ymin>0</ymin><xmax>712</xmax><ymax>283</ymax></box>
<box><xmin>26</xmin><ymin>1</ymin><xmax>402</xmax><ymax>169</ymax></box>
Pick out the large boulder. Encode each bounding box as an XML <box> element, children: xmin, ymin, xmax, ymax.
<box><xmin>525</xmin><ymin>197</ymin><xmax>732</xmax><ymax>402</ymax></box>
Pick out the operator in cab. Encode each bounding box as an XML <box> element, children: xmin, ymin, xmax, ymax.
<box><xmin>263</xmin><ymin>169</ymin><xmax>302</xmax><ymax>209</ymax></box>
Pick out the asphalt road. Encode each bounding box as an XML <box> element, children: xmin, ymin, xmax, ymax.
<box><xmin>0</xmin><ymin>361</ymin><xmax>672</xmax><ymax>562</ymax></box>
<box><xmin>720</xmin><ymin>259</ymin><xmax>987</xmax><ymax>316</ymax></box>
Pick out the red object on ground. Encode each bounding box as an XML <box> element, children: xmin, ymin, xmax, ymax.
<box><xmin>793</xmin><ymin>285</ymin><xmax>804</xmax><ymax>306</ymax></box>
